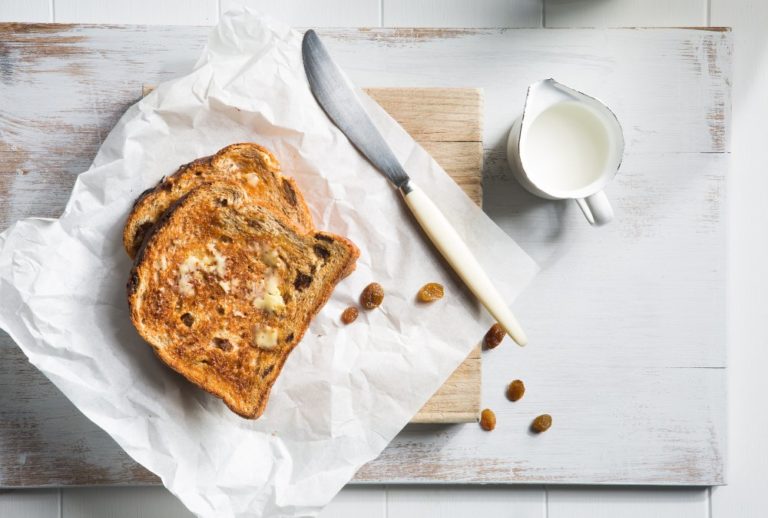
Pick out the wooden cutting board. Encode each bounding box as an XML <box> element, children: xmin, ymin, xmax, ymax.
<box><xmin>141</xmin><ymin>84</ymin><xmax>484</xmax><ymax>425</ymax></box>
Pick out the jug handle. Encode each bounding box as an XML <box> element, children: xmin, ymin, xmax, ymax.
<box><xmin>576</xmin><ymin>191</ymin><xmax>614</xmax><ymax>226</ymax></box>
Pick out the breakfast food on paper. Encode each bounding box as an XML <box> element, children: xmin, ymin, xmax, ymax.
<box><xmin>359</xmin><ymin>282</ymin><xmax>384</xmax><ymax>309</ymax></box>
<box><xmin>123</xmin><ymin>143</ymin><xmax>314</xmax><ymax>259</ymax></box>
<box><xmin>126</xmin><ymin>147</ymin><xmax>358</xmax><ymax>419</ymax></box>
<box><xmin>416</xmin><ymin>282</ymin><xmax>444</xmax><ymax>303</ymax></box>
<box><xmin>340</xmin><ymin>306</ymin><xmax>358</xmax><ymax>324</ymax></box>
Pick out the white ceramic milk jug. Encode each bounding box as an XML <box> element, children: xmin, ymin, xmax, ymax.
<box><xmin>506</xmin><ymin>79</ymin><xmax>624</xmax><ymax>226</ymax></box>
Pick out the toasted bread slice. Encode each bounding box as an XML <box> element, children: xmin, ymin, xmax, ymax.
<box><xmin>127</xmin><ymin>182</ymin><xmax>358</xmax><ymax>419</ymax></box>
<box><xmin>123</xmin><ymin>143</ymin><xmax>314</xmax><ymax>258</ymax></box>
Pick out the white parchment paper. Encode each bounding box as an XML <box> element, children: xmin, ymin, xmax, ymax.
<box><xmin>0</xmin><ymin>10</ymin><xmax>537</xmax><ymax>518</ymax></box>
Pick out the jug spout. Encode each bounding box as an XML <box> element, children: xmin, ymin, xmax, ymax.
<box><xmin>522</xmin><ymin>78</ymin><xmax>622</xmax><ymax>135</ymax></box>
<box><xmin>521</xmin><ymin>78</ymin><xmax>574</xmax><ymax>121</ymax></box>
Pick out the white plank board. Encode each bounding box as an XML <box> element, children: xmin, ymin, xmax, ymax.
<box><xmin>221</xmin><ymin>0</ymin><xmax>380</xmax><ymax>27</ymax></box>
<box><xmin>387</xmin><ymin>486</ymin><xmax>544</xmax><ymax>518</ymax></box>
<box><xmin>544</xmin><ymin>0</ymin><xmax>705</xmax><ymax>27</ymax></box>
<box><xmin>0</xmin><ymin>489</ymin><xmax>58</xmax><ymax>518</ymax></box>
<box><xmin>383</xmin><ymin>0</ymin><xmax>542</xmax><ymax>28</ymax></box>
<box><xmin>54</xmin><ymin>0</ymin><xmax>218</xmax><ymax>25</ymax></box>
<box><xmin>0</xmin><ymin>25</ymin><xmax>728</xmax><ymax>487</ymax></box>
<box><xmin>548</xmin><ymin>488</ymin><xmax>709</xmax><ymax>518</ymax></box>
<box><xmin>0</xmin><ymin>0</ymin><xmax>50</xmax><ymax>22</ymax></box>
<box><xmin>327</xmin><ymin>27</ymin><xmax>728</xmax><ymax>485</ymax></box>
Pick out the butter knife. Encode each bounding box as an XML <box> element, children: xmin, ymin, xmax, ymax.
<box><xmin>302</xmin><ymin>30</ymin><xmax>527</xmax><ymax>346</ymax></box>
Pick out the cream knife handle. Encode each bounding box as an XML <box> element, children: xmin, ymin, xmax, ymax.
<box><xmin>401</xmin><ymin>181</ymin><xmax>528</xmax><ymax>346</ymax></box>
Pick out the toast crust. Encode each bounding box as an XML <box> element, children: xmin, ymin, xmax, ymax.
<box><xmin>128</xmin><ymin>182</ymin><xmax>358</xmax><ymax>418</ymax></box>
<box><xmin>123</xmin><ymin>143</ymin><xmax>314</xmax><ymax>258</ymax></box>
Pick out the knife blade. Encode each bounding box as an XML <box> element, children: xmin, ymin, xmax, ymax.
<box><xmin>302</xmin><ymin>30</ymin><xmax>528</xmax><ymax>346</ymax></box>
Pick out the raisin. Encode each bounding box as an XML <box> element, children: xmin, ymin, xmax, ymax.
<box><xmin>507</xmin><ymin>379</ymin><xmax>525</xmax><ymax>402</ymax></box>
<box><xmin>216</xmin><ymin>306</ymin><xmax>225</xmax><ymax>315</ymax></box>
<box><xmin>294</xmin><ymin>272</ymin><xmax>313</xmax><ymax>291</ymax></box>
<box><xmin>531</xmin><ymin>414</ymin><xmax>552</xmax><ymax>433</ymax></box>
<box><xmin>483</xmin><ymin>323</ymin><xmax>505</xmax><ymax>349</ymax></box>
<box><xmin>218</xmin><ymin>198</ymin><xmax>228</xmax><ymax>207</ymax></box>
<box><xmin>213</xmin><ymin>338</ymin><xmax>233</xmax><ymax>352</ymax></box>
<box><xmin>313</xmin><ymin>244</ymin><xmax>330</xmax><ymax>260</ymax></box>
<box><xmin>261</xmin><ymin>365</ymin><xmax>275</xmax><ymax>379</ymax></box>
<box><xmin>479</xmin><ymin>408</ymin><xmax>496</xmax><ymax>431</ymax></box>
<box><xmin>282</xmin><ymin>179</ymin><xmax>298</xmax><ymax>206</ymax></box>
<box><xmin>360</xmin><ymin>283</ymin><xmax>384</xmax><ymax>309</ymax></box>
<box><xmin>286</xmin><ymin>332</ymin><xmax>294</xmax><ymax>342</ymax></box>
<box><xmin>220</xmin><ymin>235</ymin><xmax>233</xmax><ymax>243</ymax></box>
<box><xmin>134</xmin><ymin>222</ymin><xmax>154</xmax><ymax>249</ymax></box>
<box><xmin>341</xmin><ymin>306</ymin><xmax>359</xmax><ymax>324</ymax></box>
<box><xmin>180</xmin><ymin>313</ymin><xmax>195</xmax><ymax>327</ymax></box>
<box><xmin>127</xmin><ymin>271</ymin><xmax>140</xmax><ymax>295</ymax></box>
<box><xmin>417</xmin><ymin>282</ymin><xmax>444</xmax><ymax>303</ymax></box>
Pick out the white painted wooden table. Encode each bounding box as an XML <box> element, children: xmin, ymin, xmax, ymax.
<box><xmin>0</xmin><ymin>1</ymin><xmax>766</xmax><ymax>517</ymax></box>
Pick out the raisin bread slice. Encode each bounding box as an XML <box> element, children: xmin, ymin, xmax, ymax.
<box><xmin>127</xmin><ymin>182</ymin><xmax>358</xmax><ymax>419</ymax></box>
<box><xmin>123</xmin><ymin>143</ymin><xmax>314</xmax><ymax>258</ymax></box>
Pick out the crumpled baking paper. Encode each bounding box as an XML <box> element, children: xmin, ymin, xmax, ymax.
<box><xmin>0</xmin><ymin>9</ymin><xmax>538</xmax><ymax>518</ymax></box>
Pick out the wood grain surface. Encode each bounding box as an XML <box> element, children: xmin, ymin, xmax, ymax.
<box><xmin>0</xmin><ymin>24</ymin><xmax>730</xmax><ymax>487</ymax></box>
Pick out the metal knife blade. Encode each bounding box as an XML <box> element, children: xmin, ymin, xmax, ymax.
<box><xmin>301</xmin><ymin>29</ymin><xmax>410</xmax><ymax>190</ymax></box>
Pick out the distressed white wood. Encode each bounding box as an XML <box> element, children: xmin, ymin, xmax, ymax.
<box><xmin>383</xmin><ymin>0</ymin><xmax>542</xmax><ymax>28</ymax></box>
<box><xmin>0</xmin><ymin>26</ymin><xmax>728</xmax><ymax>488</ymax></box>
<box><xmin>709</xmin><ymin>1</ymin><xmax>768</xmax><ymax>517</ymax></box>
<box><xmin>0</xmin><ymin>339</ymin><xmax>156</xmax><ymax>485</ymax></box>
<box><xmin>0</xmin><ymin>489</ymin><xmax>58</xmax><ymax>518</ymax></box>
<box><xmin>319</xmin><ymin>487</ymin><xmax>386</xmax><ymax>518</ymax></box>
<box><xmin>387</xmin><ymin>486</ymin><xmax>544</xmax><ymax>518</ymax></box>
<box><xmin>221</xmin><ymin>0</ymin><xmax>380</xmax><ymax>27</ymax></box>
<box><xmin>548</xmin><ymin>487</ymin><xmax>709</xmax><ymax>518</ymax></box>
<box><xmin>54</xmin><ymin>0</ymin><xmax>218</xmax><ymax>25</ymax></box>
<box><xmin>360</xmin><ymin>361</ymin><xmax>726</xmax><ymax>484</ymax></box>
<box><xmin>544</xmin><ymin>0</ymin><xmax>705</xmax><ymax>27</ymax></box>
<box><xmin>333</xmin><ymin>26</ymin><xmax>729</xmax><ymax>485</ymax></box>
<box><xmin>320</xmin><ymin>29</ymin><xmax>729</xmax><ymax>157</ymax></box>
<box><xmin>62</xmin><ymin>488</ymin><xmax>192</xmax><ymax>518</ymax></box>
<box><xmin>0</xmin><ymin>0</ymin><xmax>50</xmax><ymax>22</ymax></box>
